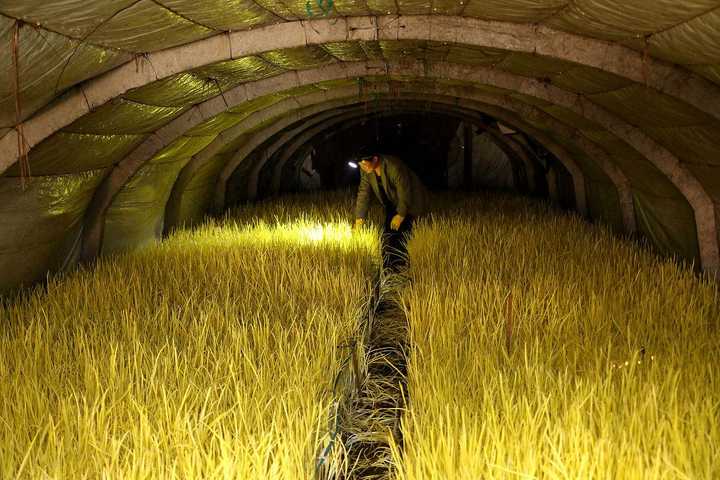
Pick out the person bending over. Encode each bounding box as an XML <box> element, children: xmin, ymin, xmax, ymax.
<box><xmin>353</xmin><ymin>150</ymin><xmax>429</xmax><ymax>270</ymax></box>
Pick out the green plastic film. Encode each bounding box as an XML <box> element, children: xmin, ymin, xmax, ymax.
<box><xmin>64</xmin><ymin>100</ymin><xmax>185</xmax><ymax>135</ymax></box>
<box><xmin>5</xmin><ymin>132</ymin><xmax>145</xmax><ymax>176</ymax></box>
<box><xmin>227</xmin><ymin>92</ymin><xmax>288</xmax><ymax>115</ymax></box>
<box><xmin>633</xmin><ymin>190</ymin><xmax>700</xmax><ymax>264</ymax></box>
<box><xmin>497</xmin><ymin>51</ymin><xmax>578</xmax><ymax>79</ymax></box>
<box><xmin>395</xmin><ymin>0</ymin><xmax>432</xmax><ymax>15</ymax></box>
<box><xmin>646</xmin><ymin>125</ymin><xmax>720</xmax><ymax>167</ymax></box>
<box><xmin>261</xmin><ymin>45</ymin><xmax>334</xmax><ymax>70</ymax></box>
<box><xmin>586</xmin><ymin>179</ymin><xmax>624</xmax><ymax>233</ymax></box>
<box><xmin>550</xmin><ymin>65</ymin><xmax>632</xmax><ymax>95</ymax></box>
<box><xmin>84</xmin><ymin>0</ymin><xmax>215</xmax><ymax>52</ymax></box>
<box><xmin>102</xmin><ymin>160</ymin><xmax>187</xmax><ymax>254</ymax></box>
<box><xmin>149</xmin><ymin>135</ymin><xmax>215</xmax><ymax>164</ymax></box>
<box><xmin>159</xmin><ymin>0</ymin><xmax>276</xmax><ymax>30</ymax></box>
<box><xmin>445</xmin><ymin>44</ymin><xmax>508</xmax><ymax>67</ymax></box>
<box><xmin>321</xmin><ymin>42</ymin><xmax>367</xmax><ymax>62</ymax></box>
<box><xmin>463</xmin><ymin>0</ymin><xmax>564</xmax><ymax>23</ymax></box>
<box><xmin>192</xmin><ymin>56</ymin><xmax>285</xmax><ymax>92</ymax></box>
<box><xmin>0</xmin><ymin>18</ymin><xmax>128</xmax><ymax>127</ymax></box>
<box><xmin>0</xmin><ymin>0</ymin><xmax>137</xmax><ymax>38</ymax></box>
<box><xmin>0</xmin><ymin>169</ymin><xmax>106</xmax><ymax>293</ymax></box>
<box><xmin>580</xmin><ymin>129</ymin><xmax>681</xmax><ymax>198</ymax></box>
<box><xmin>589</xmin><ymin>85</ymin><xmax>714</xmax><ymax>128</ymax></box>
<box><xmin>186</xmin><ymin>113</ymin><xmax>246</xmax><ymax>137</ymax></box>
<box><xmin>123</xmin><ymin>73</ymin><xmax>220</xmax><ymax>107</ymax></box>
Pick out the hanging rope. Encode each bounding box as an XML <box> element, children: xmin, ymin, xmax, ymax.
<box><xmin>12</xmin><ymin>21</ymin><xmax>31</xmax><ymax>189</ymax></box>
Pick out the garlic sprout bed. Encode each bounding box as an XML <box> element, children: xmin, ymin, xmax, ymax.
<box><xmin>394</xmin><ymin>193</ymin><xmax>719</xmax><ymax>479</ymax></box>
<box><xmin>2</xmin><ymin>190</ymin><xmax>717</xmax><ymax>479</ymax></box>
<box><xmin>0</xmin><ymin>191</ymin><xmax>379</xmax><ymax>479</ymax></box>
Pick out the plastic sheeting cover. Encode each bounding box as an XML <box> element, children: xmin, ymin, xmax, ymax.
<box><xmin>589</xmin><ymin>85</ymin><xmax>716</xmax><ymax>128</ymax></box>
<box><xmin>185</xmin><ymin>113</ymin><xmax>246</xmax><ymax>137</ymax></box>
<box><xmin>226</xmin><ymin>150</ymin><xmax>261</xmax><ymax>205</ymax></box>
<box><xmin>0</xmin><ymin>169</ymin><xmax>105</xmax><ymax>293</ymax></box>
<box><xmin>550</xmin><ymin>62</ymin><xmax>632</xmax><ymax>95</ymax></box>
<box><xmin>4</xmin><ymin>133</ymin><xmax>145</xmax><ymax>176</ymax></box>
<box><xmin>380</xmin><ymin>40</ymin><xmax>451</xmax><ymax>63</ymax></box>
<box><xmin>650</xmin><ymin>8</ymin><xmax>720</xmax><ymax>66</ymax></box>
<box><xmin>430</xmin><ymin>0</ymin><xmax>466</xmax><ymax>16</ymax></box>
<box><xmin>686</xmin><ymin>164</ymin><xmax>720</xmax><ymax>207</ymax></box>
<box><xmin>634</xmin><ymin>190</ymin><xmax>700</xmax><ymax>264</ymax></box>
<box><xmin>192</xmin><ymin>56</ymin><xmax>285</xmax><ymax>92</ymax></box>
<box><xmin>395</xmin><ymin>0</ymin><xmax>432</xmax><ymax>15</ymax></box>
<box><xmin>580</xmin><ymin>129</ymin><xmax>681</xmax><ymax>197</ymax></box>
<box><xmin>316</xmin><ymin>79</ymin><xmax>358</xmax><ymax>91</ymax></box>
<box><xmin>172</xmin><ymin>152</ymin><xmax>230</xmax><ymax>228</ymax></box>
<box><xmin>331</xmin><ymin>0</ymin><xmax>373</xmax><ymax>16</ymax></box>
<box><xmin>365</xmin><ymin>0</ymin><xmax>396</xmax><ymax>14</ymax></box>
<box><xmin>445</xmin><ymin>44</ymin><xmax>508</xmax><ymax>66</ymax></box>
<box><xmin>645</xmin><ymin>125</ymin><xmax>720</xmax><ymax>167</ymax></box>
<box><xmin>102</xmin><ymin>136</ymin><xmax>215</xmax><ymax>249</ymax></box>
<box><xmin>63</xmin><ymin>100</ymin><xmax>186</xmax><ymax>135</ymax></box>
<box><xmin>321</xmin><ymin>42</ymin><xmax>367</xmax><ymax>62</ymax></box>
<box><xmin>0</xmin><ymin>16</ymin><xmax>129</xmax><ymax>127</ymax></box>
<box><xmin>497</xmin><ymin>52</ymin><xmax>578</xmax><ymax>78</ymax></box>
<box><xmin>2</xmin><ymin>0</ymin><xmax>719</xmax><ymax>136</ymax></box>
<box><xmin>283</xmin><ymin>84</ymin><xmax>324</xmax><ymax>97</ymax></box>
<box><xmin>0</xmin><ymin>0</ymin><xmax>138</xmax><ymax>38</ymax></box>
<box><xmin>150</xmin><ymin>135</ymin><xmax>215</xmax><ymax>164</ymax></box>
<box><xmin>586</xmin><ymin>180</ymin><xmax>624</xmax><ymax>232</ymax></box>
<box><xmin>540</xmin><ymin>105</ymin><xmax>604</xmax><ymax>131</ymax></box>
<box><xmin>123</xmin><ymin>73</ymin><xmax>221</xmax><ymax>107</ymax></box>
<box><xmin>159</xmin><ymin>0</ymin><xmax>277</xmax><ymax>31</ymax></box>
<box><xmin>463</xmin><ymin>0</ymin><xmax>565</xmax><ymax>23</ymax></box>
<box><xmin>472</xmin><ymin>132</ymin><xmax>516</xmax><ymax>189</ymax></box>
<box><xmin>227</xmin><ymin>92</ymin><xmax>288</xmax><ymax>115</ymax></box>
<box><xmin>261</xmin><ymin>45</ymin><xmax>335</xmax><ymax>70</ymax></box>
<box><xmin>102</xmin><ymin>160</ymin><xmax>188</xmax><ymax>254</ymax></box>
<box><xmin>84</xmin><ymin>0</ymin><xmax>216</xmax><ymax>51</ymax></box>
<box><xmin>691</xmin><ymin>64</ymin><xmax>720</xmax><ymax>86</ymax></box>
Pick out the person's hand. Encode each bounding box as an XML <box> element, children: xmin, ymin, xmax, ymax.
<box><xmin>353</xmin><ymin>218</ymin><xmax>365</xmax><ymax>231</ymax></box>
<box><xmin>390</xmin><ymin>214</ymin><xmax>405</xmax><ymax>231</ymax></box>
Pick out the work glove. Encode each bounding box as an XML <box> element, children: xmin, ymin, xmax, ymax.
<box><xmin>390</xmin><ymin>214</ymin><xmax>405</xmax><ymax>231</ymax></box>
<box><xmin>353</xmin><ymin>218</ymin><xmax>365</xmax><ymax>230</ymax></box>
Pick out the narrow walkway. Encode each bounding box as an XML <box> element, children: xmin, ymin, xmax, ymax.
<box><xmin>317</xmin><ymin>270</ymin><xmax>410</xmax><ymax>479</ymax></box>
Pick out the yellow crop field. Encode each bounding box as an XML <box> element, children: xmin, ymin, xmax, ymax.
<box><xmin>394</xmin><ymin>193</ymin><xmax>720</xmax><ymax>479</ymax></box>
<box><xmin>0</xmin><ymin>192</ymin><xmax>378</xmax><ymax>479</ymax></box>
<box><xmin>2</xmin><ymin>191</ymin><xmax>718</xmax><ymax>479</ymax></box>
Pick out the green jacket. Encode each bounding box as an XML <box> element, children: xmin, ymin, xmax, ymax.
<box><xmin>354</xmin><ymin>154</ymin><xmax>429</xmax><ymax>219</ymax></box>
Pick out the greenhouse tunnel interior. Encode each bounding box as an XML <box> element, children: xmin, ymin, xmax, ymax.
<box><xmin>2</xmin><ymin>3</ymin><xmax>720</xmax><ymax>293</ymax></box>
<box><xmin>3</xmin><ymin>2</ymin><xmax>720</xmax><ymax>478</ymax></box>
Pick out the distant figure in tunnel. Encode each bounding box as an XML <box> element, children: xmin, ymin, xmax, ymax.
<box><xmin>352</xmin><ymin>148</ymin><xmax>429</xmax><ymax>270</ymax></box>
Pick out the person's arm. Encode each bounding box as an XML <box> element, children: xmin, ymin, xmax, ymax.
<box><xmin>354</xmin><ymin>172</ymin><xmax>372</xmax><ymax>221</ymax></box>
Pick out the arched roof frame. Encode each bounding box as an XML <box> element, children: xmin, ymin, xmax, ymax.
<box><xmin>3</xmin><ymin>15</ymin><xmax>719</xmax><ymax>173</ymax></box>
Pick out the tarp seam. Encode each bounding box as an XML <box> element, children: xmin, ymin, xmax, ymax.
<box><xmin>149</xmin><ymin>0</ymin><xmax>220</xmax><ymax>32</ymax></box>
<box><xmin>650</xmin><ymin>4</ymin><xmax>720</xmax><ymax>37</ymax></box>
<box><xmin>0</xmin><ymin>12</ymin><xmax>132</xmax><ymax>55</ymax></box>
<box><xmin>247</xmin><ymin>0</ymin><xmax>291</xmax><ymax>22</ymax></box>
